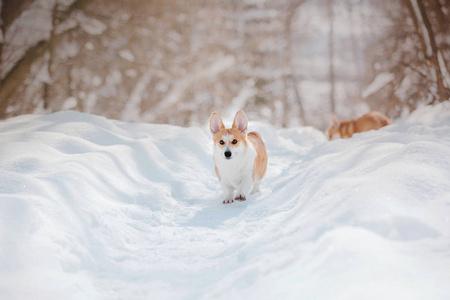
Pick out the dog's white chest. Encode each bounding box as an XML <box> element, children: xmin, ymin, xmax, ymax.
<box><xmin>214</xmin><ymin>144</ymin><xmax>256</xmax><ymax>188</ymax></box>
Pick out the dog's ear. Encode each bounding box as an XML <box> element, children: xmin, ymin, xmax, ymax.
<box><xmin>232</xmin><ymin>110</ymin><xmax>248</xmax><ymax>135</ymax></box>
<box><xmin>330</xmin><ymin>113</ymin><xmax>340</xmax><ymax>129</ymax></box>
<box><xmin>209</xmin><ymin>112</ymin><xmax>225</xmax><ymax>136</ymax></box>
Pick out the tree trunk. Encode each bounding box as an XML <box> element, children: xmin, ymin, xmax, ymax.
<box><xmin>408</xmin><ymin>0</ymin><xmax>450</xmax><ymax>102</ymax></box>
<box><xmin>43</xmin><ymin>4</ymin><xmax>60</xmax><ymax>111</ymax></box>
<box><xmin>0</xmin><ymin>0</ymin><xmax>95</xmax><ymax>119</ymax></box>
<box><xmin>283</xmin><ymin>0</ymin><xmax>307</xmax><ymax>126</ymax></box>
<box><xmin>327</xmin><ymin>0</ymin><xmax>336</xmax><ymax>112</ymax></box>
<box><xmin>0</xmin><ymin>0</ymin><xmax>35</xmax><ymax>69</ymax></box>
<box><xmin>0</xmin><ymin>41</ymin><xmax>48</xmax><ymax>118</ymax></box>
<box><xmin>418</xmin><ymin>0</ymin><xmax>450</xmax><ymax>102</ymax></box>
<box><xmin>347</xmin><ymin>0</ymin><xmax>362</xmax><ymax>116</ymax></box>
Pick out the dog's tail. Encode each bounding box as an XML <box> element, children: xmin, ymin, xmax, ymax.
<box><xmin>248</xmin><ymin>132</ymin><xmax>268</xmax><ymax>181</ymax></box>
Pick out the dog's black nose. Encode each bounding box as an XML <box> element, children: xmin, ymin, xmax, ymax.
<box><xmin>224</xmin><ymin>150</ymin><xmax>232</xmax><ymax>158</ymax></box>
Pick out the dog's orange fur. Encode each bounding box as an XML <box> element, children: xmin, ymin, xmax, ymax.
<box><xmin>327</xmin><ymin>111</ymin><xmax>391</xmax><ymax>140</ymax></box>
<box><xmin>247</xmin><ymin>132</ymin><xmax>268</xmax><ymax>180</ymax></box>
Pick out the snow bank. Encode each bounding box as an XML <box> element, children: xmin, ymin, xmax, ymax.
<box><xmin>1</xmin><ymin>104</ymin><xmax>450</xmax><ymax>299</ymax></box>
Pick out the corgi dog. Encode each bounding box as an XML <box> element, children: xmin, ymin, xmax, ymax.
<box><xmin>209</xmin><ymin>110</ymin><xmax>268</xmax><ymax>204</ymax></box>
<box><xmin>327</xmin><ymin>111</ymin><xmax>391</xmax><ymax>140</ymax></box>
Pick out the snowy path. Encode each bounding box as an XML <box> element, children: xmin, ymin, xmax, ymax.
<box><xmin>1</xmin><ymin>104</ymin><xmax>450</xmax><ymax>299</ymax></box>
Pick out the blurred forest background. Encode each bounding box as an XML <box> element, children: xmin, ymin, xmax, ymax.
<box><xmin>1</xmin><ymin>0</ymin><xmax>449</xmax><ymax>129</ymax></box>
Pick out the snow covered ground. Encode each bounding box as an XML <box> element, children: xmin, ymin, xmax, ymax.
<box><xmin>1</xmin><ymin>103</ymin><xmax>450</xmax><ymax>300</ymax></box>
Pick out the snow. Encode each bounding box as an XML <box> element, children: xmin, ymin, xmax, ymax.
<box><xmin>362</xmin><ymin>72</ymin><xmax>395</xmax><ymax>99</ymax></box>
<box><xmin>72</xmin><ymin>11</ymin><xmax>107</xmax><ymax>36</ymax></box>
<box><xmin>1</xmin><ymin>103</ymin><xmax>450</xmax><ymax>299</ymax></box>
<box><xmin>225</xmin><ymin>79</ymin><xmax>257</xmax><ymax>121</ymax></box>
<box><xmin>141</xmin><ymin>55</ymin><xmax>235</xmax><ymax>122</ymax></box>
<box><xmin>121</xmin><ymin>66</ymin><xmax>153</xmax><ymax>121</ymax></box>
<box><xmin>61</xmin><ymin>97</ymin><xmax>78</xmax><ymax>110</ymax></box>
<box><xmin>119</xmin><ymin>50</ymin><xmax>135</xmax><ymax>62</ymax></box>
<box><xmin>35</xmin><ymin>52</ymin><xmax>52</xmax><ymax>84</ymax></box>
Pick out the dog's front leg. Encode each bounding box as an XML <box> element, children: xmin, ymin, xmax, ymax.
<box><xmin>235</xmin><ymin>176</ymin><xmax>252</xmax><ymax>201</ymax></box>
<box><xmin>221</xmin><ymin>182</ymin><xmax>235</xmax><ymax>204</ymax></box>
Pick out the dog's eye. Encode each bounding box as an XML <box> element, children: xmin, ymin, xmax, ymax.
<box><xmin>219</xmin><ymin>140</ymin><xmax>225</xmax><ymax>145</ymax></box>
<box><xmin>232</xmin><ymin>139</ymin><xmax>238</xmax><ymax>144</ymax></box>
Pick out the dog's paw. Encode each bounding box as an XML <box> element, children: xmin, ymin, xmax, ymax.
<box><xmin>235</xmin><ymin>195</ymin><xmax>246</xmax><ymax>201</ymax></box>
<box><xmin>223</xmin><ymin>199</ymin><xmax>234</xmax><ymax>204</ymax></box>
<box><xmin>249</xmin><ymin>188</ymin><xmax>260</xmax><ymax>195</ymax></box>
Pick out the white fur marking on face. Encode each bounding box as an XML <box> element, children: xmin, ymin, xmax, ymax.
<box><xmin>227</xmin><ymin>134</ymin><xmax>234</xmax><ymax>143</ymax></box>
<box><xmin>330</xmin><ymin>132</ymin><xmax>340</xmax><ymax>140</ymax></box>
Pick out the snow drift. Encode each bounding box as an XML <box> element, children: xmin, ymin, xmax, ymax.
<box><xmin>1</xmin><ymin>103</ymin><xmax>450</xmax><ymax>300</ymax></box>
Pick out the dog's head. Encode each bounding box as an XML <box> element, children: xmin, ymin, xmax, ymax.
<box><xmin>209</xmin><ymin>110</ymin><xmax>248</xmax><ymax>160</ymax></box>
<box><xmin>326</xmin><ymin>113</ymin><xmax>341</xmax><ymax>140</ymax></box>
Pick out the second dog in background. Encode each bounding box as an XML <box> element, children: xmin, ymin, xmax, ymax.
<box><xmin>209</xmin><ymin>110</ymin><xmax>268</xmax><ymax>204</ymax></box>
<box><xmin>326</xmin><ymin>111</ymin><xmax>391</xmax><ymax>140</ymax></box>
